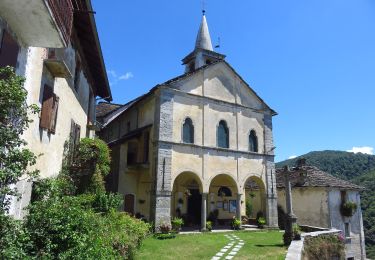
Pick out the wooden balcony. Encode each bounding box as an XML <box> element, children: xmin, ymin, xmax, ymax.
<box><xmin>0</xmin><ymin>0</ymin><xmax>73</xmax><ymax>47</ymax></box>
<box><xmin>44</xmin><ymin>48</ymin><xmax>72</xmax><ymax>78</ymax></box>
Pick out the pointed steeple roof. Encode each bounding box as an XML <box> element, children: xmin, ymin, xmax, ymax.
<box><xmin>195</xmin><ymin>14</ymin><xmax>213</xmax><ymax>51</ymax></box>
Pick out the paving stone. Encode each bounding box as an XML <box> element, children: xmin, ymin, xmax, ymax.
<box><xmin>228</xmin><ymin>251</ymin><xmax>237</xmax><ymax>256</ymax></box>
<box><xmin>211</xmin><ymin>257</ymin><xmax>221</xmax><ymax>260</ymax></box>
<box><xmin>220</xmin><ymin>249</ymin><xmax>228</xmax><ymax>253</ymax></box>
<box><xmin>225</xmin><ymin>256</ymin><xmax>233</xmax><ymax>260</ymax></box>
<box><xmin>216</xmin><ymin>252</ymin><xmax>224</xmax><ymax>257</ymax></box>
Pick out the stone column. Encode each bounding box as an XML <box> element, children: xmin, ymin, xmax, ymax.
<box><xmin>283</xmin><ymin>166</ymin><xmax>297</xmax><ymax>245</ymax></box>
<box><xmin>236</xmin><ymin>193</ymin><xmax>242</xmax><ymax>222</ymax></box>
<box><xmin>201</xmin><ymin>193</ymin><xmax>208</xmax><ymax>231</ymax></box>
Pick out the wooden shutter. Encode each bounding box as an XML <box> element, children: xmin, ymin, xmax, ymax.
<box><xmin>40</xmin><ymin>85</ymin><xmax>54</xmax><ymax>130</ymax></box>
<box><xmin>49</xmin><ymin>95</ymin><xmax>59</xmax><ymax>134</ymax></box>
<box><xmin>0</xmin><ymin>30</ymin><xmax>20</xmax><ymax>68</ymax></box>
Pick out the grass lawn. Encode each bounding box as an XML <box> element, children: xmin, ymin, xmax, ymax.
<box><xmin>135</xmin><ymin>230</ymin><xmax>287</xmax><ymax>260</ymax></box>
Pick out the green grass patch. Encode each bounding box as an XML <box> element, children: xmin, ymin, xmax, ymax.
<box><xmin>135</xmin><ymin>230</ymin><xmax>286</xmax><ymax>260</ymax></box>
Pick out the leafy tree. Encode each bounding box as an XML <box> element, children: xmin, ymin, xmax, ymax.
<box><xmin>0</xmin><ymin>66</ymin><xmax>39</xmax><ymax>213</ymax></box>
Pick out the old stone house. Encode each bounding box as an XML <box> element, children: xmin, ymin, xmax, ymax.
<box><xmin>0</xmin><ymin>0</ymin><xmax>111</xmax><ymax>218</ymax></box>
<box><xmin>97</xmin><ymin>14</ymin><xmax>278</xmax><ymax>230</ymax></box>
<box><xmin>276</xmin><ymin>166</ymin><xmax>366</xmax><ymax>259</ymax></box>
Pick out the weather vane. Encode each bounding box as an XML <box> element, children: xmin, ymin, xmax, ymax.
<box><xmin>202</xmin><ymin>0</ymin><xmax>206</xmax><ymax>15</ymax></box>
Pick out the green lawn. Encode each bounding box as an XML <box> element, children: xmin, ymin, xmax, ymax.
<box><xmin>135</xmin><ymin>230</ymin><xmax>287</xmax><ymax>260</ymax></box>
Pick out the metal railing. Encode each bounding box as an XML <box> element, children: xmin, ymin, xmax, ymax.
<box><xmin>47</xmin><ymin>0</ymin><xmax>74</xmax><ymax>45</ymax></box>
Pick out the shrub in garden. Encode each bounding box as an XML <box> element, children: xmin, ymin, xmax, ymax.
<box><xmin>0</xmin><ymin>66</ymin><xmax>39</xmax><ymax>213</ymax></box>
<box><xmin>206</xmin><ymin>220</ymin><xmax>213</xmax><ymax>231</ymax></box>
<box><xmin>303</xmin><ymin>234</ymin><xmax>345</xmax><ymax>260</ymax></box>
<box><xmin>292</xmin><ymin>224</ymin><xmax>301</xmax><ymax>240</ymax></box>
<box><xmin>231</xmin><ymin>218</ymin><xmax>241</xmax><ymax>230</ymax></box>
<box><xmin>257</xmin><ymin>217</ymin><xmax>266</xmax><ymax>229</ymax></box>
<box><xmin>159</xmin><ymin>222</ymin><xmax>171</xmax><ymax>234</ymax></box>
<box><xmin>171</xmin><ymin>217</ymin><xmax>184</xmax><ymax>231</ymax></box>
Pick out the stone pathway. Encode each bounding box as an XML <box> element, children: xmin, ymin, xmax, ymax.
<box><xmin>211</xmin><ymin>234</ymin><xmax>245</xmax><ymax>260</ymax></box>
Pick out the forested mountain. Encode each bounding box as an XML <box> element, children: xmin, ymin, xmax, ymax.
<box><xmin>276</xmin><ymin>150</ymin><xmax>375</xmax><ymax>258</ymax></box>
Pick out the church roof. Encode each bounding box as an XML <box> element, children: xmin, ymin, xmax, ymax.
<box><xmin>195</xmin><ymin>15</ymin><xmax>213</xmax><ymax>51</ymax></box>
<box><xmin>276</xmin><ymin>165</ymin><xmax>364</xmax><ymax>190</ymax></box>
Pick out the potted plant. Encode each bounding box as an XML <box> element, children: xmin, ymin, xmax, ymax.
<box><xmin>171</xmin><ymin>217</ymin><xmax>184</xmax><ymax>232</ymax></box>
<box><xmin>159</xmin><ymin>222</ymin><xmax>171</xmax><ymax>234</ymax></box>
<box><xmin>206</xmin><ymin>220</ymin><xmax>213</xmax><ymax>231</ymax></box>
<box><xmin>257</xmin><ymin>217</ymin><xmax>266</xmax><ymax>229</ymax></box>
<box><xmin>231</xmin><ymin>217</ymin><xmax>241</xmax><ymax>230</ymax></box>
<box><xmin>340</xmin><ymin>201</ymin><xmax>357</xmax><ymax>217</ymax></box>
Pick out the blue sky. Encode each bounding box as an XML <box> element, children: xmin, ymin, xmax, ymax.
<box><xmin>92</xmin><ymin>0</ymin><xmax>375</xmax><ymax>162</ymax></box>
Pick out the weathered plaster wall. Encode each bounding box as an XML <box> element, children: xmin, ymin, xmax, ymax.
<box><xmin>277</xmin><ymin>187</ymin><xmax>330</xmax><ymax>228</ymax></box>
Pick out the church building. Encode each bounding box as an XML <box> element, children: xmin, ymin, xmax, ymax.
<box><xmin>97</xmin><ymin>13</ymin><xmax>278</xmax><ymax>230</ymax></box>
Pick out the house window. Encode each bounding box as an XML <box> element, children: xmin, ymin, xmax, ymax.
<box><xmin>249</xmin><ymin>130</ymin><xmax>258</xmax><ymax>152</ymax></box>
<box><xmin>40</xmin><ymin>84</ymin><xmax>59</xmax><ymax>134</ymax></box>
<box><xmin>182</xmin><ymin>117</ymin><xmax>194</xmax><ymax>143</ymax></box>
<box><xmin>218</xmin><ymin>186</ymin><xmax>232</xmax><ymax>197</ymax></box>
<box><xmin>345</xmin><ymin>223</ymin><xmax>350</xmax><ymax>238</ymax></box>
<box><xmin>0</xmin><ymin>29</ymin><xmax>19</xmax><ymax>68</ymax></box>
<box><xmin>217</xmin><ymin>120</ymin><xmax>229</xmax><ymax>148</ymax></box>
<box><xmin>143</xmin><ymin>131</ymin><xmax>150</xmax><ymax>163</ymax></box>
<box><xmin>74</xmin><ymin>52</ymin><xmax>81</xmax><ymax>91</ymax></box>
<box><xmin>127</xmin><ymin>141</ymin><xmax>138</xmax><ymax>165</ymax></box>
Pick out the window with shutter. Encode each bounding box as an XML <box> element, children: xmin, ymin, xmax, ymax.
<box><xmin>217</xmin><ymin>120</ymin><xmax>229</xmax><ymax>148</ymax></box>
<box><xmin>40</xmin><ymin>84</ymin><xmax>59</xmax><ymax>133</ymax></box>
<box><xmin>40</xmin><ymin>85</ymin><xmax>54</xmax><ymax>130</ymax></box>
<box><xmin>0</xmin><ymin>30</ymin><xmax>20</xmax><ymax>68</ymax></box>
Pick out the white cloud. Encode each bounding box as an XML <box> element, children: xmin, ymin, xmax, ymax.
<box><xmin>288</xmin><ymin>155</ymin><xmax>297</xmax><ymax>159</ymax></box>
<box><xmin>346</xmin><ymin>146</ymin><xmax>374</xmax><ymax>155</ymax></box>
<box><xmin>119</xmin><ymin>72</ymin><xmax>133</xmax><ymax>80</ymax></box>
<box><xmin>107</xmin><ymin>69</ymin><xmax>133</xmax><ymax>86</ymax></box>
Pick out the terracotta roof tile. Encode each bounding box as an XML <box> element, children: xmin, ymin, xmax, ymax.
<box><xmin>96</xmin><ymin>102</ymin><xmax>122</xmax><ymax>118</ymax></box>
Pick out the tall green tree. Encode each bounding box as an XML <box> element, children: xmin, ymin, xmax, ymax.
<box><xmin>0</xmin><ymin>66</ymin><xmax>39</xmax><ymax>213</ymax></box>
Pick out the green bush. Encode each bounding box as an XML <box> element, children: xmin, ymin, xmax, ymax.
<box><xmin>69</xmin><ymin>138</ymin><xmax>111</xmax><ymax>194</ymax></box>
<box><xmin>257</xmin><ymin>217</ymin><xmax>266</xmax><ymax>228</ymax></box>
<box><xmin>24</xmin><ymin>195</ymin><xmax>150</xmax><ymax>259</ymax></box>
<box><xmin>231</xmin><ymin>218</ymin><xmax>241</xmax><ymax>230</ymax></box>
<box><xmin>0</xmin><ymin>214</ymin><xmax>29</xmax><ymax>259</ymax></box>
<box><xmin>171</xmin><ymin>217</ymin><xmax>184</xmax><ymax>231</ymax></box>
<box><xmin>303</xmin><ymin>234</ymin><xmax>345</xmax><ymax>260</ymax></box>
<box><xmin>206</xmin><ymin>220</ymin><xmax>213</xmax><ymax>231</ymax></box>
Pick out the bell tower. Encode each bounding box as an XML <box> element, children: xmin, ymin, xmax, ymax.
<box><xmin>182</xmin><ymin>11</ymin><xmax>225</xmax><ymax>73</ymax></box>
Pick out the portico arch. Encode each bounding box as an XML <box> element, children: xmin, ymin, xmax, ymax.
<box><xmin>207</xmin><ymin>174</ymin><xmax>240</xmax><ymax>227</ymax></box>
<box><xmin>243</xmin><ymin>176</ymin><xmax>266</xmax><ymax>223</ymax></box>
<box><xmin>171</xmin><ymin>172</ymin><xmax>203</xmax><ymax>227</ymax></box>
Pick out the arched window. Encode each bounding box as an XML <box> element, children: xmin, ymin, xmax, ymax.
<box><xmin>182</xmin><ymin>118</ymin><xmax>194</xmax><ymax>143</ymax></box>
<box><xmin>218</xmin><ymin>186</ymin><xmax>232</xmax><ymax>197</ymax></box>
<box><xmin>217</xmin><ymin>120</ymin><xmax>229</xmax><ymax>148</ymax></box>
<box><xmin>249</xmin><ymin>130</ymin><xmax>258</xmax><ymax>152</ymax></box>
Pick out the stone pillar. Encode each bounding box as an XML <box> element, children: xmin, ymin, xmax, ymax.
<box><xmin>264</xmin><ymin>114</ymin><xmax>279</xmax><ymax>228</ymax></box>
<box><xmin>201</xmin><ymin>193</ymin><xmax>208</xmax><ymax>231</ymax></box>
<box><xmin>283</xmin><ymin>166</ymin><xmax>297</xmax><ymax>245</ymax></box>
<box><xmin>236</xmin><ymin>193</ymin><xmax>242</xmax><ymax>222</ymax></box>
<box><xmin>153</xmin><ymin>89</ymin><xmax>174</xmax><ymax>231</ymax></box>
